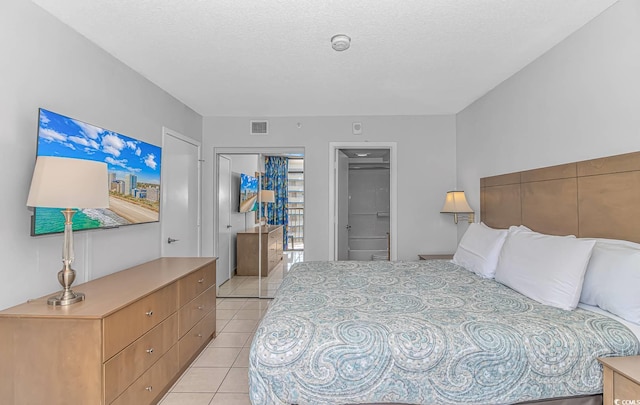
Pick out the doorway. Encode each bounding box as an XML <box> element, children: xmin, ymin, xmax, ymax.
<box><xmin>214</xmin><ymin>148</ymin><xmax>305</xmax><ymax>298</ymax></box>
<box><xmin>329</xmin><ymin>142</ymin><xmax>397</xmax><ymax>261</ymax></box>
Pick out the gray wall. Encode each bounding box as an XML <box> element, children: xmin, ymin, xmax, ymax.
<box><xmin>456</xmin><ymin>0</ymin><xmax>640</xmax><ymax>237</ymax></box>
<box><xmin>202</xmin><ymin>115</ymin><xmax>458</xmax><ymax>261</ymax></box>
<box><xmin>7</xmin><ymin>0</ymin><xmax>630</xmax><ymax>310</ymax></box>
<box><xmin>0</xmin><ymin>0</ymin><xmax>202</xmax><ymax>309</ymax></box>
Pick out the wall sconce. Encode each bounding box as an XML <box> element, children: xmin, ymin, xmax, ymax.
<box><xmin>26</xmin><ymin>156</ymin><xmax>109</xmax><ymax>306</ymax></box>
<box><xmin>441</xmin><ymin>190</ymin><xmax>475</xmax><ymax>224</ymax></box>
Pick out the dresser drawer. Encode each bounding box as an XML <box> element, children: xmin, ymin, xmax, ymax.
<box><xmin>104</xmin><ymin>283</ymin><xmax>178</xmax><ymax>360</ymax></box>
<box><xmin>104</xmin><ymin>313</ymin><xmax>178</xmax><ymax>404</ymax></box>
<box><xmin>613</xmin><ymin>372</ymin><xmax>640</xmax><ymax>402</ymax></box>
<box><xmin>178</xmin><ymin>262</ymin><xmax>216</xmax><ymax>307</ymax></box>
<box><xmin>178</xmin><ymin>309</ymin><xmax>216</xmax><ymax>368</ymax></box>
<box><xmin>178</xmin><ymin>285</ymin><xmax>216</xmax><ymax>338</ymax></box>
<box><xmin>110</xmin><ymin>344</ymin><xmax>179</xmax><ymax>405</ymax></box>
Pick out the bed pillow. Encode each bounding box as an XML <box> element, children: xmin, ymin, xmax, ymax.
<box><xmin>453</xmin><ymin>222</ymin><xmax>508</xmax><ymax>278</ymax></box>
<box><xmin>580</xmin><ymin>240</ymin><xmax>640</xmax><ymax>324</ymax></box>
<box><xmin>494</xmin><ymin>228</ymin><xmax>595</xmax><ymax>311</ymax></box>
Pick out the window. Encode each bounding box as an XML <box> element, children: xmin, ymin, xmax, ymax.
<box><xmin>287</xmin><ymin>158</ymin><xmax>304</xmax><ymax>250</ymax></box>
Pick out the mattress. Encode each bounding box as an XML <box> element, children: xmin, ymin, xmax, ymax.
<box><xmin>249</xmin><ymin>260</ymin><xmax>640</xmax><ymax>405</ymax></box>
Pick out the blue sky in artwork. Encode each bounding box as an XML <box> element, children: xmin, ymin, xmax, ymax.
<box><xmin>241</xmin><ymin>173</ymin><xmax>258</xmax><ymax>192</ymax></box>
<box><xmin>37</xmin><ymin>108</ymin><xmax>162</xmax><ymax>184</ymax></box>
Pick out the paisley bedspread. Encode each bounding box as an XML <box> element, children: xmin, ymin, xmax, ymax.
<box><xmin>249</xmin><ymin>260</ymin><xmax>639</xmax><ymax>405</ymax></box>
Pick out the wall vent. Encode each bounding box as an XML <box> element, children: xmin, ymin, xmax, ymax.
<box><xmin>250</xmin><ymin>120</ymin><xmax>269</xmax><ymax>135</ymax></box>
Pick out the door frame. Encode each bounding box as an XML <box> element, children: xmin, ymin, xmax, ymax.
<box><xmin>217</xmin><ymin>155</ymin><xmax>232</xmax><ymax>287</ymax></box>
<box><xmin>328</xmin><ymin>142</ymin><xmax>398</xmax><ymax>261</ymax></box>
<box><xmin>160</xmin><ymin>127</ymin><xmax>202</xmax><ymax>257</ymax></box>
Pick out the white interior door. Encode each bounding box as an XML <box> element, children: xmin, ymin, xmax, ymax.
<box><xmin>217</xmin><ymin>155</ymin><xmax>232</xmax><ymax>287</ymax></box>
<box><xmin>336</xmin><ymin>150</ymin><xmax>349</xmax><ymax>260</ymax></box>
<box><xmin>161</xmin><ymin>128</ymin><xmax>201</xmax><ymax>257</ymax></box>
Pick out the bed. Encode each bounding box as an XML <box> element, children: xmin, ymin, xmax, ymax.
<box><xmin>249</xmin><ymin>260</ymin><xmax>639</xmax><ymax>404</ymax></box>
<box><xmin>249</xmin><ymin>151</ymin><xmax>640</xmax><ymax>405</ymax></box>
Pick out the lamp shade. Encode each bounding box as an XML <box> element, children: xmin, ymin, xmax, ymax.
<box><xmin>259</xmin><ymin>190</ymin><xmax>275</xmax><ymax>203</ymax></box>
<box><xmin>440</xmin><ymin>191</ymin><xmax>473</xmax><ymax>213</ymax></box>
<box><xmin>27</xmin><ymin>156</ymin><xmax>109</xmax><ymax>208</ymax></box>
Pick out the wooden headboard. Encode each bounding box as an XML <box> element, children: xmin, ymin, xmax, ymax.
<box><xmin>480</xmin><ymin>151</ymin><xmax>640</xmax><ymax>243</ymax></box>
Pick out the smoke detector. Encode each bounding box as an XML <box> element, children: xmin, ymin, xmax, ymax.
<box><xmin>331</xmin><ymin>34</ymin><xmax>351</xmax><ymax>51</ymax></box>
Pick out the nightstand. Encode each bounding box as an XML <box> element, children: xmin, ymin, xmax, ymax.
<box><xmin>418</xmin><ymin>254</ymin><xmax>454</xmax><ymax>260</ymax></box>
<box><xmin>599</xmin><ymin>356</ymin><xmax>640</xmax><ymax>405</ymax></box>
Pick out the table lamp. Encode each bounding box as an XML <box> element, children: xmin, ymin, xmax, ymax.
<box><xmin>441</xmin><ymin>190</ymin><xmax>475</xmax><ymax>224</ymax></box>
<box><xmin>27</xmin><ymin>156</ymin><xmax>109</xmax><ymax>306</ymax></box>
<box><xmin>259</xmin><ymin>189</ymin><xmax>275</xmax><ymax>226</ymax></box>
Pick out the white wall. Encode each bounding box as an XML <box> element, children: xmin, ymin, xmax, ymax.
<box><xmin>456</xmin><ymin>0</ymin><xmax>640</xmax><ymax>235</ymax></box>
<box><xmin>0</xmin><ymin>0</ymin><xmax>202</xmax><ymax>309</ymax></box>
<box><xmin>202</xmin><ymin>115</ymin><xmax>458</xmax><ymax>261</ymax></box>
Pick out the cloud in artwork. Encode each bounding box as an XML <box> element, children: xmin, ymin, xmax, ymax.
<box><xmin>102</xmin><ymin>134</ymin><xmax>126</xmax><ymax>157</ymax></box>
<box><xmin>40</xmin><ymin>112</ymin><xmax>50</xmax><ymax>125</ymax></box>
<box><xmin>105</xmin><ymin>156</ymin><xmax>128</xmax><ymax>168</ymax></box>
<box><xmin>69</xmin><ymin>136</ymin><xmax>99</xmax><ymax>150</ymax></box>
<box><xmin>126</xmin><ymin>141</ymin><xmax>142</xmax><ymax>156</ymax></box>
<box><xmin>68</xmin><ymin>136</ymin><xmax>90</xmax><ymax>147</ymax></box>
<box><xmin>73</xmin><ymin>120</ymin><xmax>104</xmax><ymax>140</ymax></box>
<box><xmin>144</xmin><ymin>153</ymin><xmax>157</xmax><ymax>170</ymax></box>
<box><xmin>39</xmin><ymin>127</ymin><xmax>67</xmax><ymax>143</ymax></box>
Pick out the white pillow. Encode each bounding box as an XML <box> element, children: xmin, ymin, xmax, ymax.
<box><xmin>580</xmin><ymin>240</ymin><xmax>640</xmax><ymax>324</ymax></box>
<box><xmin>453</xmin><ymin>222</ymin><xmax>508</xmax><ymax>278</ymax></box>
<box><xmin>508</xmin><ymin>225</ymin><xmax>532</xmax><ymax>233</ymax></box>
<box><xmin>494</xmin><ymin>228</ymin><xmax>595</xmax><ymax>311</ymax></box>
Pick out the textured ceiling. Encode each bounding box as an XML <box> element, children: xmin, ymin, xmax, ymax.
<box><xmin>31</xmin><ymin>0</ymin><xmax>618</xmax><ymax>117</ymax></box>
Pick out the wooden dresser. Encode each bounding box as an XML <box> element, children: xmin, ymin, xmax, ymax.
<box><xmin>0</xmin><ymin>257</ymin><xmax>216</xmax><ymax>405</ymax></box>
<box><xmin>236</xmin><ymin>225</ymin><xmax>283</xmax><ymax>277</ymax></box>
<box><xmin>599</xmin><ymin>356</ymin><xmax>640</xmax><ymax>405</ymax></box>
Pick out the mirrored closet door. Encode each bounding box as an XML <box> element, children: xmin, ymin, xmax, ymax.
<box><xmin>216</xmin><ymin>149</ymin><xmax>304</xmax><ymax>299</ymax></box>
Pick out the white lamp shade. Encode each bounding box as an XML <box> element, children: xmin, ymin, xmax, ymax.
<box><xmin>27</xmin><ymin>156</ymin><xmax>109</xmax><ymax>208</ymax></box>
<box><xmin>441</xmin><ymin>191</ymin><xmax>474</xmax><ymax>213</ymax></box>
<box><xmin>259</xmin><ymin>190</ymin><xmax>275</xmax><ymax>203</ymax></box>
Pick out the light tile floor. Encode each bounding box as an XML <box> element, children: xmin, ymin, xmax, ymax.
<box><xmin>158</xmin><ymin>297</ymin><xmax>271</xmax><ymax>405</ymax></box>
<box><xmin>218</xmin><ymin>250</ymin><xmax>303</xmax><ymax>298</ymax></box>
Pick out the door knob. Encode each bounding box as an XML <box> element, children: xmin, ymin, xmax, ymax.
<box><xmin>168</xmin><ymin>237</ymin><xmax>179</xmax><ymax>244</ymax></box>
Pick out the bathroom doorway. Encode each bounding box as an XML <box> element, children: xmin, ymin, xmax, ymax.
<box><xmin>329</xmin><ymin>142</ymin><xmax>397</xmax><ymax>261</ymax></box>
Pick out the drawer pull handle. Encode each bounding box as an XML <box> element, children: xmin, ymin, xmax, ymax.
<box><xmin>196</xmin><ymin>333</ymin><xmax>203</xmax><ymax>338</ymax></box>
<box><xmin>197</xmin><ymin>278</ymin><xmax>205</xmax><ymax>284</ymax></box>
<box><xmin>145</xmin><ymin>386</ymin><xmax>153</xmax><ymax>392</ymax></box>
<box><xmin>145</xmin><ymin>310</ymin><xmax>154</xmax><ymax>317</ymax></box>
<box><xmin>146</xmin><ymin>348</ymin><xmax>154</xmax><ymax>354</ymax></box>
<box><xmin>197</xmin><ymin>305</ymin><xmax>205</xmax><ymax>310</ymax></box>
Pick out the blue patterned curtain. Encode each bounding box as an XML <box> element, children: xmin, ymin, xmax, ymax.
<box><xmin>263</xmin><ymin>156</ymin><xmax>289</xmax><ymax>250</ymax></box>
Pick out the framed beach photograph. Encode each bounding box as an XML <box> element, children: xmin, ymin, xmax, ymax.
<box><xmin>32</xmin><ymin>108</ymin><xmax>162</xmax><ymax>236</ymax></box>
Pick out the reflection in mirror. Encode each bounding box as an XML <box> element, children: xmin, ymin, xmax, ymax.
<box><xmin>217</xmin><ymin>152</ymin><xmax>304</xmax><ymax>299</ymax></box>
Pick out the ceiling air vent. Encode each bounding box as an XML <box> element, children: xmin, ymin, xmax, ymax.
<box><xmin>250</xmin><ymin>120</ymin><xmax>268</xmax><ymax>135</ymax></box>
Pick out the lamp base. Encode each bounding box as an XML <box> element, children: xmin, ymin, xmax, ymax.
<box><xmin>48</xmin><ymin>291</ymin><xmax>85</xmax><ymax>306</ymax></box>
